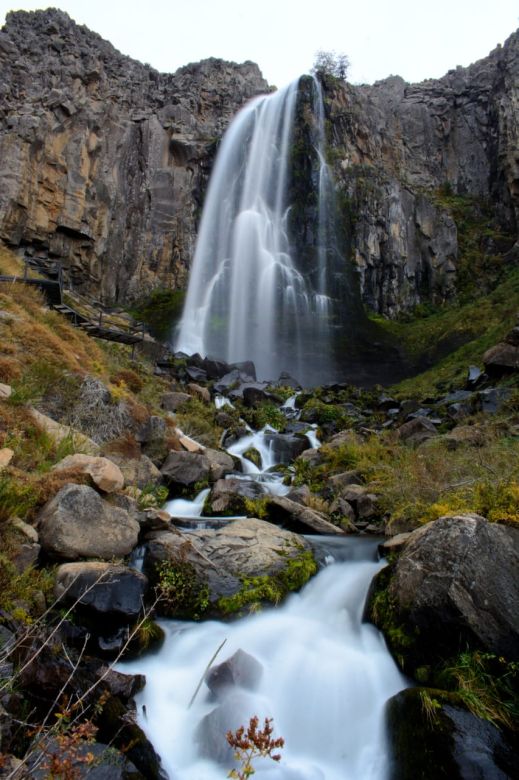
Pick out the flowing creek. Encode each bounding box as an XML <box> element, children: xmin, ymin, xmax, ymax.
<box><xmin>120</xmin><ymin>399</ymin><xmax>407</xmax><ymax>778</ymax></box>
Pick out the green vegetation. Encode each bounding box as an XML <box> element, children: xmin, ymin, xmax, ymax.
<box><xmin>155</xmin><ymin>559</ymin><xmax>210</xmax><ymax>620</ymax></box>
<box><xmin>128</xmin><ymin>288</ymin><xmax>185</xmax><ymax>341</ymax></box>
<box><xmin>364</xmin><ymin>266</ymin><xmax>519</xmax><ymax>398</ymax></box>
<box><xmin>441</xmin><ymin>651</ymin><xmax>519</xmax><ymax>730</ymax></box>
<box><xmin>432</xmin><ymin>185</ymin><xmax>513</xmax><ymax>297</ymax></box>
<box><xmin>217</xmin><ymin>551</ymin><xmax>317</xmax><ymax>616</ymax></box>
<box><xmin>175</xmin><ymin>397</ymin><xmax>222</xmax><ymax>447</ymax></box>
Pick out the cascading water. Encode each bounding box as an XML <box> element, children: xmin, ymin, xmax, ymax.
<box><xmin>122</xmin><ymin>399</ymin><xmax>406</xmax><ymax>777</ymax></box>
<box><xmin>121</xmin><ymin>538</ymin><xmax>406</xmax><ymax>779</ymax></box>
<box><xmin>175</xmin><ymin>78</ymin><xmax>353</xmax><ymax>386</ymax></box>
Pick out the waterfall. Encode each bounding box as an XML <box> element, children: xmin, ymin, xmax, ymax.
<box><xmin>175</xmin><ymin>78</ymin><xmax>351</xmax><ymax>386</ymax></box>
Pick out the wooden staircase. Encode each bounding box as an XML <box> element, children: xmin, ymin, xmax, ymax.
<box><xmin>0</xmin><ymin>257</ymin><xmax>145</xmax><ymax>352</ymax></box>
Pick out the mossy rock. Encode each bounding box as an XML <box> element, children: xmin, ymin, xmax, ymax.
<box><xmin>365</xmin><ymin>564</ymin><xmax>420</xmax><ymax>675</ymax></box>
<box><xmin>243</xmin><ymin>447</ymin><xmax>262</xmax><ymax>469</ymax></box>
<box><xmin>216</xmin><ymin>550</ymin><xmax>317</xmax><ymax>617</ymax></box>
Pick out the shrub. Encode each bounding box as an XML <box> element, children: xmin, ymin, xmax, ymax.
<box><xmin>312</xmin><ymin>50</ymin><xmax>350</xmax><ymax>81</ymax></box>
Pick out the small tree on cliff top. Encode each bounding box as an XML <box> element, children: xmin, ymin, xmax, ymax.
<box><xmin>312</xmin><ymin>50</ymin><xmax>350</xmax><ymax>81</ymax></box>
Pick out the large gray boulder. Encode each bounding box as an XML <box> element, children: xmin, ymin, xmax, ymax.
<box><xmin>387</xmin><ymin>514</ymin><xmax>519</xmax><ymax>661</ymax></box>
<box><xmin>144</xmin><ymin>528</ymin><xmax>241</xmax><ymax>605</ymax></box>
<box><xmin>190</xmin><ymin>518</ymin><xmax>313</xmax><ymax>579</ymax></box>
<box><xmin>37</xmin><ymin>484</ymin><xmax>139</xmax><ymax>560</ymax></box>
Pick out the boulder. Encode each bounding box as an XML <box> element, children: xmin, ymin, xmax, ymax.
<box><xmin>196</xmin><ymin>691</ymin><xmax>257</xmax><ymax>765</ymax></box>
<box><xmin>242</xmin><ymin>385</ymin><xmax>272</xmax><ymax>407</ymax></box>
<box><xmin>337</xmin><ymin>484</ymin><xmax>378</xmax><ymax>520</ymax></box>
<box><xmin>205</xmin><ymin>478</ymin><xmax>265</xmax><ymax>515</ymax></box>
<box><xmin>97</xmin><ymin>667</ymin><xmax>146</xmax><ymax>700</ymax></box>
<box><xmin>100</xmin><ymin>453</ymin><xmax>162</xmax><ymax>489</ymax></box>
<box><xmin>295</xmin><ymin>448</ymin><xmax>322</xmax><ymax>467</ymax></box>
<box><xmin>387</xmin><ymin>687</ymin><xmax>518</xmax><ymax>780</ymax></box>
<box><xmin>160</xmin><ymin>451</ymin><xmax>211</xmax><ymax>487</ymax></box>
<box><xmin>379</xmin><ymin>532</ymin><xmax>412</xmax><ymax>555</ymax></box>
<box><xmin>205</xmin><ymin>649</ymin><xmax>263</xmax><ymax>697</ymax></box>
<box><xmin>203</xmin><ymin>448</ymin><xmax>236</xmax><ymax>480</ymax></box>
<box><xmin>442</xmin><ymin>425</ymin><xmax>485</xmax><ymax>450</ymax></box>
<box><xmin>230</xmin><ymin>361</ymin><xmax>257</xmax><ymax>380</ymax></box>
<box><xmin>135</xmin><ymin>415</ymin><xmax>167</xmax><ymax>445</ymax></box>
<box><xmin>27</xmin><ymin>739</ymin><xmax>145</xmax><ymax>780</ymax></box>
<box><xmin>144</xmin><ymin>529</ymin><xmax>241</xmax><ymax>604</ymax></box>
<box><xmin>483</xmin><ymin>341</ymin><xmax>519</xmax><ymax>376</ymax></box>
<box><xmin>52</xmin><ymin>454</ymin><xmax>124</xmax><ymax>493</ymax></box>
<box><xmin>329</xmin><ymin>470</ymin><xmax>363</xmax><ymax>491</ymax></box>
<box><xmin>187</xmin><ymin>383</ymin><xmax>211</xmax><ymax>403</ymax></box>
<box><xmin>329</xmin><ymin>497</ymin><xmax>356</xmax><ymax>527</ymax></box>
<box><xmin>54</xmin><ymin>562</ymin><xmax>148</xmax><ymax>621</ymax></box>
<box><xmin>176</xmin><ymin>430</ymin><xmax>205</xmax><ymax>453</ymax></box>
<box><xmin>160</xmin><ymin>391</ymin><xmax>192</xmax><ymax>411</ymax></box>
<box><xmin>264</xmin><ymin>496</ymin><xmax>345</xmax><ymax>535</ymax></box>
<box><xmin>325</xmin><ymin>430</ymin><xmax>361</xmax><ymax>450</ymax></box>
<box><xmin>395</xmin><ymin>416</ymin><xmax>438</xmax><ymax>445</ymax></box>
<box><xmin>189</xmin><ymin>518</ymin><xmax>312</xmax><ymax>580</ymax></box>
<box><xmin>388</xmin><ymin>515</ymin><xmax>519</xmax><ymax>662</ymax></box>
<box><xmin>11</xmin><ymin>518</ymin><xmax>39</xmax><ymax>542</ymax></box>
<box><xmin>37</xmin><ymin>484</ymin><xmax>139</xmax><ymax>560</ymax></box>
<box><xmin>203</xmin><ymin>358</ymin><xmax>232</xmax><ymax>380</ymax></box>
<box><xmin>264</xmin><ymin>432</ymin><xmax>310</xmax><ymax>464</ymax></box>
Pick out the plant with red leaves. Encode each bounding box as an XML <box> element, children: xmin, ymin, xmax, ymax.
<box><xmin>226</xmin><ymin>715</ymin><xmax>284</xmax><ymax>779</ymax></box>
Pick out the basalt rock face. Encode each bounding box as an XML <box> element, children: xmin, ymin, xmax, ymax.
<box><xmin>0</xmin><ymin>9</ymin><xmax>517</xmax><ymax>317</ymax></box>
<box><xmin>323</xmin><ymin>31</ymin><xmax>519</xmax><ymax>316</ymax></box>
<box><xmin>0</xmin><ymin>9</ymin><xmax>269</xmax><ymax>302</ymax></box>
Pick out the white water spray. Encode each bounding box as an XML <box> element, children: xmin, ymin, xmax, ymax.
<box><xmin>121</xmin><ymin>538</ymin><xmax>406</xmax><ymax>779</ymax></box>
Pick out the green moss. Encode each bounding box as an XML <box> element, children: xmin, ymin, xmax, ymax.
<box><xmin>367</xmin><ymin>566</ymin><xmax>418</xmax><ymax>672</ymax></box>
<box><xmin>243</xmin><ymin>447</ymin><xmax>262</xmax><ymax>468</ymax></box>
<box><xmin>217</xmin><ymin>550</ymin><xmax>317</xmax><ymax>616</ymax></box>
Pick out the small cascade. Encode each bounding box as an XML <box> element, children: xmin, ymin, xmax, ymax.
<box><xmin>120</xmin><ymin>537</ymin><xmax>407</xmax><ymax>779</ymax></box>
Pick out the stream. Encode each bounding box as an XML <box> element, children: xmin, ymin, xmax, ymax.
<box><xmin>120</xmin><ymin>399</ymin><xmax>407</xmax><ymax>778</ymax></box>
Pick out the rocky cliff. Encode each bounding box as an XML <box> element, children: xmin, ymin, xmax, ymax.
<box><xmin>0</xmin><ymin>9</ymin><xmax>517</xmax><ymax>317</ymax></box>
<box><xmin>324</xmin><ymin>31</ymin><xmax>519</xmax><ymax>315</ymax></box>
<box><xmin>0</xmin><ymin>8</ymin><xmax>269</xmax><ymax>302</ymax></box>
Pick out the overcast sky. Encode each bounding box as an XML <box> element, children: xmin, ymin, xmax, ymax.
<box><xmin>0</xmin><ymin>0</ymin><xmax>518</xmax><ymax>87</ymax></box>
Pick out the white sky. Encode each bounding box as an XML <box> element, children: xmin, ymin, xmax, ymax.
<box><xmin>0</xmin><ymin>0</ymin><xmax>518</xmax><ymax>87</ymax></box>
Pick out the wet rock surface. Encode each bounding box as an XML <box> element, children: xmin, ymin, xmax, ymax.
<box><xmin>387</xmin><ymin>514</ymin><xmax>519</xmax><ymax>662</ymax></box>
